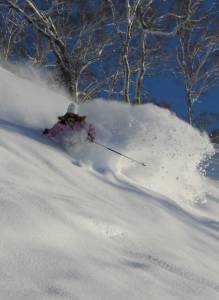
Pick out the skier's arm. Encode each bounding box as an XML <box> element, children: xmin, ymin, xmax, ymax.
<box><xmin>43</xmin><ymin>122</ymin><xmax>69</xmax><ymax>138</ymax></box>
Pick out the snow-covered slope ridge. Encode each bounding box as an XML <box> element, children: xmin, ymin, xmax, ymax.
<box><xmin>0</xmin><ymin>66</ymin><xmax>219</xmax><ymax>300</ymax></box>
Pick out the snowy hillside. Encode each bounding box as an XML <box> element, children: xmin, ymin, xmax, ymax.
<box><xmin>0</xmin><ymin>66</ymin><xmax>219</xmax><ymax>300</ymax></box>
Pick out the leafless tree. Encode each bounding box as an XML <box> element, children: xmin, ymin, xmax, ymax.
<box><xmin>5</xmin><ymin>0</ymin><xmax>112</xmax><ymax>103</ymax></box>
<box><xmin>134</xmin><ymin>0</ymin><xmax>175</xmax><ymax>104</ymax></box>
<box><xmin>0</xmin><ymin>5</ymin><xmax>25</xmax><ymax>63</ymax></box>
<box><xmin>106</xmin><ymin>0</ymin><xmax>137</xmax><ymax>103</ymax></box>
<box><xmin>176</xmin><ymin>0</ymin><xmax>219</xmax><ymax>125</ymax></box>
<box><xmin>107</xmin><ymin>0</ymin><xmax>185</xmax><ymax>104</ymax></box>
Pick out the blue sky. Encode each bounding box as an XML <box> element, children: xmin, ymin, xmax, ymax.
<box><xmin>146</xmin><ymin>74</ymin><xmax>219</xmax><ymax>131</ymax></box>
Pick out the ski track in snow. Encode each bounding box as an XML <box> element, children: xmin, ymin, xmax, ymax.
<box><xmin>125</xmin><ymin>251</ymin><xmax>219</xmax><ymax>293</ymax></box>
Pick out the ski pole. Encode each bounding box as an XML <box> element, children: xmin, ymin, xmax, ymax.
<box><xmin>92</xmin><ymin>140</ymin><xmax>147</xmax><ymax>167</ymax></box>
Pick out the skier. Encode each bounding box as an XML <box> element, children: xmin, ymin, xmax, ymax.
<box><xmin>43</xmin><ymin>103</ymin><xmax>96</xmax><ymax>145</ymax></box>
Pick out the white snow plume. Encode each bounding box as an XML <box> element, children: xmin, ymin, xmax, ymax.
<box><xmin>0</xmin><ymin>65</ymin><xmax>214</xmax><ymax>203</ymax></box>
<box><xmin>71</xmin><ymin>100</ymin><xmax>215</xmax><ymax>203</ymax></box>
<box><xmin>0</xmin><ymin>65</ymin><xmax>69</xmax><ymax>129</ymax></box>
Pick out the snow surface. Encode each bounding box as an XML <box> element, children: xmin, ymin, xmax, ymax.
<box><xmin>0</xmin><ymin>66</ymin><xmax>219</xmax><ymax>300</ymax></box>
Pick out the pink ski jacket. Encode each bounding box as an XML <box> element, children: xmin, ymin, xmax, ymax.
<box><xmin>45</xmin><ymin>119</ymin><xmax>96</xmax><ymax>142</ymax></box>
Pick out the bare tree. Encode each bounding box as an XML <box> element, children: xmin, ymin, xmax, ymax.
<box><xmin>107</xmin><ymin>0</ymin><xmax>185</xmax><ymax>104</ymax></box>
<box><xmin>135</xmin><ymin>0</ymin><xmax>175</xmax><ymax>104</ymax></box>
<box><xmin>0</xmin><ymin>5</ymin><xmax>26</xmax><ymax>63</ymax></box>
<box><xmin>6</xmin><ymin>0</ymin><xmax>112</xmax><ymax>103</ymax></box>
<box><xmin>106</xmin><ymin>0</ymin><xmax>141</xmax><ymax>103</ymax></box>
<box><xmin>176</xmin><ymin>0</ymin><xmax>219</xmax><ymax>124</ymax></box>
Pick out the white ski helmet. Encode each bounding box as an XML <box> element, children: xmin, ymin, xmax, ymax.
<box><xmin>67</xmin><ymin>102</ymin><xmax>78</xmax><ymax>114</ymax></box>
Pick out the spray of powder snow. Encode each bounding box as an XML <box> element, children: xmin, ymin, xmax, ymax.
<box><xmin>69</xmin><ymin>100</ymin><xmax>214</xmax><ymax>203</ymax></box>
<box><xmin>0</xmin><ymin>65</ymin><xmax>70</xmax><ymax>128</ymax></box>
<box><xmin>0</xmin><ymin>66</ymin><xmax>214</xmax><ymax>203</ymax></box>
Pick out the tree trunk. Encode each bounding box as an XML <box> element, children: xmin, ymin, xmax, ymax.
<box><xmin>186</xmin><ymin>89</ymin><xmax>193</xmax><ymax>125</ymax></box>
<box><xmin>124</xmin><ymin>44</ymin><xmax>131</xmax><ymax>104</ymax></box>
<box><xmin>135</xmin><ymin>31</ymin><xmax>147</xmax><ymax>104</ymax></box>
<box><xmin>73</xmin><ymin>80</ymin><xmax>79</xmax><ymax>103</ymax></box>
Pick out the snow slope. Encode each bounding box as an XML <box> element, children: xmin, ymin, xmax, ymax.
<box><xmin>0</xmin><ymin>66</ymin><xmax>219</xmax><ymax>300</ymax></box>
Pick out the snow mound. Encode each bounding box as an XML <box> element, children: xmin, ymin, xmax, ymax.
<box><xmin>0</xmin><ymin>66</ymin><xmax>214</xmax><ymax>203</ymax></box>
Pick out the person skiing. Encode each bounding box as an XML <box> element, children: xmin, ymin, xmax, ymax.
<box><xmin>43</xmin><ymin>103</ymin><xmax>96</xmax><ymax>145</ymax></box>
